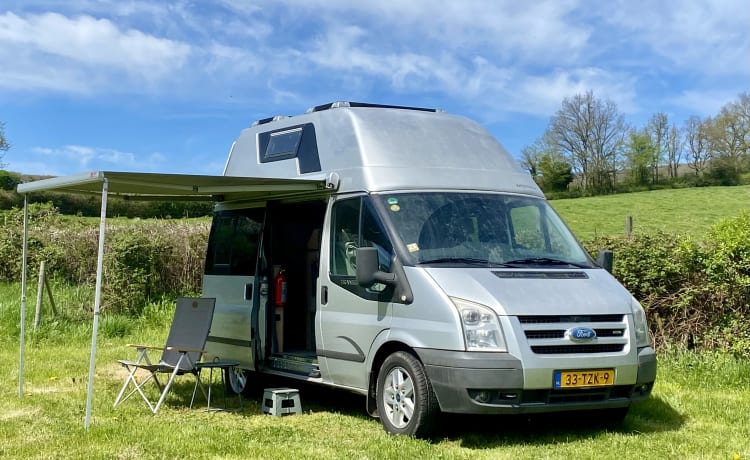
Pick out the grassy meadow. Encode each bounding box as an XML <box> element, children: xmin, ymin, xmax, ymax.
<box><xmin>1</xmin><ymin>282</ymin><xmax>749</xmax><ymax>459</ymax></box>
<box><xmin>550</xmin><ymin>185</ymin><xmax>750</xmax><ymax>239</ymax></box>
<box><xmin>1</xmin><ymin>185</ymin><xmax>749</xmax><ymax>458</ymax></box>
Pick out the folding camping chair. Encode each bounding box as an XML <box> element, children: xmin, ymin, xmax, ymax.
<box><xmin>113</xmin><ymin>297</ymin><xmax>216</xmax><ymax>413</ymax></box>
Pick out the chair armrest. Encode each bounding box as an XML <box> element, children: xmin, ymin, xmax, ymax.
<box><xmin>165</xmin><ymin>346</ymin><xmax>207</xmax><ymax>354</ymax></box>
<box><xmin>127</xmin><ymin>344</ymin><xmax>165</xmax><ymax>351</ymax></box>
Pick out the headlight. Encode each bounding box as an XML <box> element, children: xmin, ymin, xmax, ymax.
<box><xmin>631</xmin><ymin>297</ymin><xmax>650</xmax><ymax>347</ymax></box>
<box><xmin>450</xmin><ymin>297</ymin><xmax>507</xmax><ymax>352</ymax></box>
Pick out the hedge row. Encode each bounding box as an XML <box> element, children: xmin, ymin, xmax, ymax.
<box><xmin>584</xmin><ymin>212</ymin><xmax>750</xmax><ymax>356</ymax></box>
<box><xmin>1</xmin><ymin>203</ymin><xmax>209</xmax><ymax>315</ymax></box>
<box><xmin>2</xmin><ymin>203</ymin><xmax>748</xmax><ymax>356</ymax></box>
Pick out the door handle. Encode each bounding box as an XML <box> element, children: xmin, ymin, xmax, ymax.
<box><xmin>245</xmin><ymin>283</ymin><xmax>253</xmax><ymax>300</ymax></box>
<box><xmin>321</xmin><ymin>286</ymin><xmax>328</xmax><ymax>305</ymax></box>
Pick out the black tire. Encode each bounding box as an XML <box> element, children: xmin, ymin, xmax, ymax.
<box><xmin>224</xmin><ymin>367</ymin><xmax>253</xmax><ymax>396</ymax></box>
<box><xmin>376</xmin><ymin>351</ymin><xmax>439</xmax><ymax>437</ymax></box>
<box><xmin>600</xmin><ymin>406</ymin><xmax>630</xmax><ymax>427</ymax></box>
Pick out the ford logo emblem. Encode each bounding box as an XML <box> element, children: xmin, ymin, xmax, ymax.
<box><xmin>565</xmin><ymin>327</ymin><xmax>597</xmax><ymax>342</ymax></box>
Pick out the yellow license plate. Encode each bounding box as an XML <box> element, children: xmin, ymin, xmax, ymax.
<box><xmin>554</xmin><ymin>369</ymin><xmax>615</xmax><ymax>388</ymax></box>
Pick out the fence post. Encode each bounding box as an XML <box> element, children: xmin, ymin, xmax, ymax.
<box><xmin>44</xmin><ymin>277</ymin><xmax>58</xmax><ymax>317</ymax></box>
<box><xmin>625</xmin><ymin>215</ymin><xmax>633</xmax><ymax>238</ymax></box>
<box><xmin>33</xmin><ymin>261</ymin><xmax>46</xmax><ymax>331</ymax></box>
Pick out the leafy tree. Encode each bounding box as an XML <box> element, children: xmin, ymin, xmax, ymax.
<box><xmin>684</xmin><ymin>115</ymin><xmax>711</xmax><ymax>176</ymax></box>
<box><xmin>646</xmin><ymin>112</ymin><xmax>668</xmax><ymax>183</ymax></box>
<box><xmin>707</xmin><ymin>94</ymin><xmax>750</xmax><ymax>174</ymax></box>
<box><xmin>705</xmin><ymin>155</ymin><xmax>741</xmax><ymax>185</ymax></box>
<box><xmin>546</xmin><ymin>91</ymin><xmax>626</xmax><ymax>194</ymax></box>
<box><xmin>537</xmin><ymin>151</ymin><xmax>573</xmax><ymax>192</ymax></box>
<box><xmin>665</xmin><ymin>123</ymin><xmax>683</xmax><ymax>178</ymax></box>
<box><xmin>521</xmin><ymin>136</ymin><xmax>574</xmax><ymax>193</ymax></box>
<box><xmin>520</xmin><ymin>139</ymin><xmax>544</xmax><ymax>177</ymax></box>
<box><xmin>624</xmin><ymin>129</ymin><xmax>654</xmax><ymax>186</ymax></box>
<box><xmin>0</xmin><ymin>170</ymin><xmax>21</xmax><ymax>190</ymax></box>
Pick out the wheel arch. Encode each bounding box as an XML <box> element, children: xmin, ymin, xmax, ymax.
<box><xmin>365</xmin><ymin>340</ymin><xmax>420</xmax><ymax>417</ymax></box>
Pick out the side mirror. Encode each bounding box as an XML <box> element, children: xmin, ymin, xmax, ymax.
<box><xmin>597</xmin><ymin>250</ymin><xmax>614</xmax><ymax>273</ymax></box>
<box><xmin>356</xmin><ymin>247</ymin><xmax>396</xmax><ymax>287</ymax></box>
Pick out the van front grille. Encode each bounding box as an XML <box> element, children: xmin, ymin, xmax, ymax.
<box><xmin>519</xmin><ymin>314</ymin><xmax>624</xmax><ymax>324</ymax></box>
<box><xmin>517</xmin><ymin>314</ymin><xmax>629</xmax><ymax>355</ymax></box>
<box><xmin>525</xmin><ymin>328</ymin><xmax>626</xmax><ymax>340</ymax></box>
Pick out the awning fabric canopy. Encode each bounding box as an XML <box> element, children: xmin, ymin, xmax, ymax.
<box><xmin>17</xmin><ymin>170</ymin><xmax>334</xmax><ymax>429</ymax></box>
<box><xmin>17</xmin><ymin>170</ymin><xmax>331</xmax><ymax>202</ymax></box>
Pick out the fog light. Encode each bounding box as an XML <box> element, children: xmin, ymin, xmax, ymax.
<box><xmin>474</xmin><ymin>391</ymin><xmax>491</xmax><ymax>403</ymax></box>
<box><xmin>635</xmin><ymin>383</ymin><xmax>653</xmax><ymax>396</ymax></box>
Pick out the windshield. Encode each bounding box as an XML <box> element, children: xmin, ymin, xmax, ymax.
<box><xmin>376</xmin><ymin>192</ymin><xmax>594</xmax><ymax>268</ymax></box>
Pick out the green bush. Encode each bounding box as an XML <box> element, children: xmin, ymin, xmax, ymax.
<box><xmin>0</xmin><ymin>203</ymin><xmax>65</xmax><ymax>281</ymax></box>
<box><xmin>586</xmin><ymin>232</ymin><xmax>695</xmax><ymax>300</ymax></box>
<box><xmin>0</xmin><ymin>203</ymin><xmax>209</xmax><ymax>315</ymax></box>
<box><xmin>701</xmin><ymin>211</ymin><xmax>750</xmax><ymax>303</ymax></box>
<box><xmin>585</xmin><ymin>213</ymin><xmax>750</xmax><ymax>357</ymax></box>
<box><xmin>0</xmin><ymin>170</ymin><xmax>21</xmax><ymax>190</ymax></box>
<box><xmin>98</xmin><ymin>220</ymin><xmax>209</xmax><ymax>315</ymax></box>
<box><xmin>102</xmin><ymin>228</ymin><xmax>171</xmax><ymax>315</ymax></box>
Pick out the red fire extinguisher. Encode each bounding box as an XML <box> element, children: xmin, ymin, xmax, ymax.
<box><xmin>274</xmin><ymin>269</ymin><xmax>288</xmax><ymax>307</ymax></box>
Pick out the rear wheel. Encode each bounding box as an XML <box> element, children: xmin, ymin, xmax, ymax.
<box><xmin>376</xmin><ymin>351</ymin><xmax>439</xmax><ymax>437</ymax></box>
<box><xmin>224</xmin><ymin>367</ymin><xmax>248</xmax><ymax>395</ymax></box>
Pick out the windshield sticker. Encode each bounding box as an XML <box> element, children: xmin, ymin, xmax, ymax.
<box><xmin>390</xmin><ymin>204</ymin><xmax>401</xmax><ymax>212</ymax></box>
<box><xmin>387</xmin><ymin>197</ymin><xmax>399</xmax><ymax>205</ymax></box>
<box><xmin>407</xmin><ymin>243</ymin><xmax>419</xmax><ymax>252</ymax></box>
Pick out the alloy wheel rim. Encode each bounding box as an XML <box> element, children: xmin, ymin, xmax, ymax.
<box><xmin>382</xmin><ymin>366</ymin><xmax>415</xmax><ymax>428</ymax></box>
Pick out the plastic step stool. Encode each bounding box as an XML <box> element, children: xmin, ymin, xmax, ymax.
<box><xmin>262</xmin><ymin>388</ymin><xmax>302</xmax><ymax>416</ymax></box>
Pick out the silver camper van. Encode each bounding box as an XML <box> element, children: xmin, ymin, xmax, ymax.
<box><xmin>202</xmin><ymin>102</ymin><xmax>656</xmax><ymax>436</ymax></box>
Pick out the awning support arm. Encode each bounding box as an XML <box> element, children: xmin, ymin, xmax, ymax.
<box><xmin>84</xmin><ymin>179</ymin><xmax>108</xmax><ymax>430</ymax></box>
<box><xmin>19</xmin><ymin>195</ymin><xmax>28</xmax><ymax>397</ymax></box>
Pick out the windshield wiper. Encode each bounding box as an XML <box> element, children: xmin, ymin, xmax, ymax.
<box><xmin>503</xmin><ymin>257</ymin><xmax>591</xmax><ymax>268</ymax></box>
<box><xmin>418</xmin><ymin>257</ymin><xmax>509</xmax><ymax>267</ymax></box>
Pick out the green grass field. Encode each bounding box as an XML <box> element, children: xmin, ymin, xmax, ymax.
<box><xmin>550</xmin><ymin>185</ymin><xmax>750</xmax><ymax>239</ymax></box>
<box><xmin>1</xmin><ymin>283</ymin><xmax>749</xmax><ymax>459</ymax></box>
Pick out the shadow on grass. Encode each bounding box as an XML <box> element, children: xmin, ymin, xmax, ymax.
<box><xmin>433</xmin><ymin>396</ymin><xmax>684</xmax><ymax>448</ymax></box>
<box><xmin>128</xmin><ymin>379</ymin><xmax>684</xmax><ymax>449</ymax></box>
<box><xmin>238</xmin><ymin>382</ymin><xmax>686</xmax><ymax>449</ymax></box>
<box><xmin>133</xmin><ymin>375</ymin><xmax>371</xmax><ymax>420</ymax></box>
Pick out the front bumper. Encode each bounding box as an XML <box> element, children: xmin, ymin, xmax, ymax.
<box><xmin>416</xmin><ymin>347</ymin><xmax>656</xmax><ymax>414</ymax></box>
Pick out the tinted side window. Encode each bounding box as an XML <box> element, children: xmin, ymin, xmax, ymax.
<box><xmin>330</xmin><ymin>197</ymin><xmax>395</xmax><ymax>277</ymax></box>
<box><xmin>205</xmin><ymin>208</ymin><xmax>264</xmax><ymax>276</ymax></box>
<box><xmin>330</xmin><ymin>198</ymin><xmax>361</xmax><ymax>276</ymax></box>
<box><xmin>362</xmin><ymin>200</ymin><xmax>393</xmax><ymax>272</ymax></box>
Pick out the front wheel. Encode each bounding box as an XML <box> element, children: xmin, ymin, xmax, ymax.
<box><xmin>376</xmin><ymin>351</ymin><xmax>439</xmax><ymax>437</ymax></box>
<box><xmin>600</xmin><ymin>406</ymin><xmax>630</xmax><ymax>427</ymax></box>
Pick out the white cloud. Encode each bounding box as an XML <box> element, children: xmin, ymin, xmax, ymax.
<box><xmin>31</xmin><ymin>145</ymin><xmax>165</xmax><ymax>171</ymax></box>
<box><xmin>273</xmin><ymin>0</ymin><xmax>590</xmax><ymax>64</ymax></box>
<box><xmin>0</xmin><ymin>11</ymin><xmax>191</xmax><ymax>93</ymax></box>
<box><xmin>512</xmin><ymin>68</ymin><xmax>638</xmax><ymax>116</ymax></box>
<box><xmin>1</xmin><ymin>0</ymin><xmax>747</xmax><ymax>127</ymax></box>
<box><xmin>669</xmin><ymin>89</ymin><xmax>744</xmax><ymax>118</ymax></box>
<box><xmin>597</xmin><ymin>0</ymin><xmax>750</xmax><ymax>76</ymax></box>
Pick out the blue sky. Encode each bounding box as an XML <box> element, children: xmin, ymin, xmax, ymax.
<box><xmin>1</xmin><ymin>1</ymin><xmax>748</xmax><ymax>177</ymax></box>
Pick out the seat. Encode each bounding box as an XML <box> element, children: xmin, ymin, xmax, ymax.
<box><xmin>113</xmin><ymin>297</ymin><xmax>216</xmax><ymax>413</ymax></box>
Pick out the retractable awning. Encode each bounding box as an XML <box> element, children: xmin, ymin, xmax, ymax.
<box><xmin>17</xmin><ymin>170</ymin><xmax>336</xmax><ymax>429</ymax></box>
<box><xmin>16</xmin><ymin>170</ymin><xmax>332</xmax><ymax>202</ymax></box>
